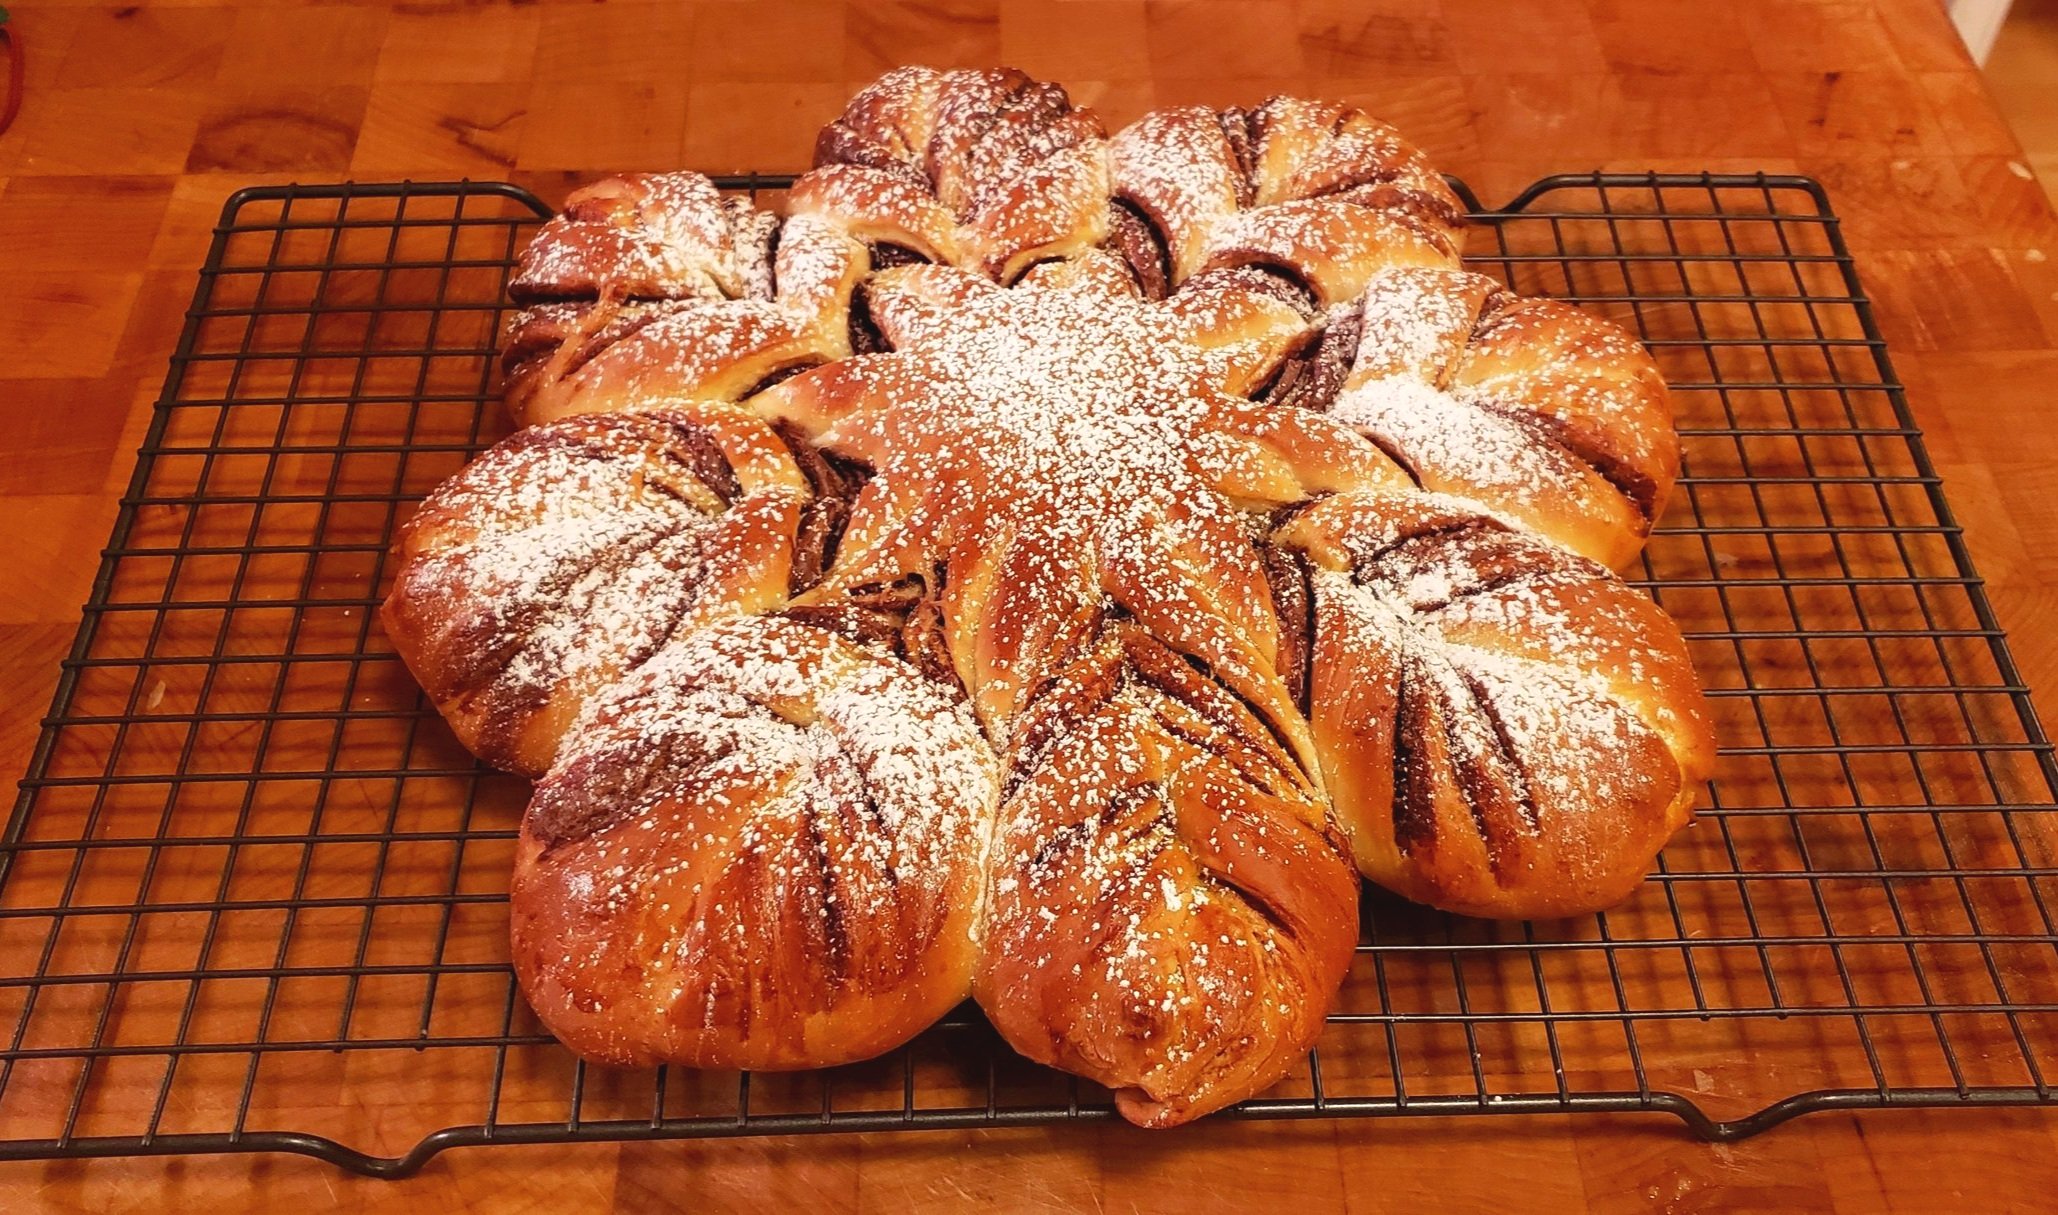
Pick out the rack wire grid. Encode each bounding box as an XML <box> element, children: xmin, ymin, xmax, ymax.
<box><xmin>3</xmin><ymin>172</ymin><xmax>2057</xmax><ymax>1179</ymax></box>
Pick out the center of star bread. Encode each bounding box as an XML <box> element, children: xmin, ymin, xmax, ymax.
<box><xmin>855</xmin><ymin>282</ymin><xmax>1267</xmax><ymax>531</ymax></box>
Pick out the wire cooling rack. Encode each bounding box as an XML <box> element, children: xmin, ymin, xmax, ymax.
<box><xmin>4</xmin><ymin>173</ymin><xmax>2058</xmax><ymax>1178</ymax></box>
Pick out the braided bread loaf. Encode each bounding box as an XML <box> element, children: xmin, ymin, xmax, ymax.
<box><xmin>512</xmin><ymin>615</ymin><xmax>999</xmax><ymax>1069</ymax></box>
<box><xmin>1271</xmin><ymin>489</ymin><xmax>1713</xmax><ymax>918</ymax></box>
<box><xmin>1325</xmin><ymin>268</ymin><xmax>1677</xmax><ymax>569</ymax></box>
<box><xmin>502</xmin><ymin>175</ymin><xmax>866</xmax><ymax>428</ymax></box>
<box><xmin>383</xmin><ymin>408</ymin><xmax>821</xmax><ymax>776</ymax></box>
<box><xmin>1109</xmin><ymin>97</ymin><xmax>1466</xmax><ymax>305</ymax></box>
<box><xmin>801</xmin><ymin>66</ymin><xmax>1111</xmax><ymax>281</ymax></box>
<box><xmin>382</xmin><ymin>68</ymin><xmax>1714</xmax><ymax>1126</ymax></box>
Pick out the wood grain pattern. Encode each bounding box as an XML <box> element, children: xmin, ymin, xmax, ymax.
<box><xmin>3</xmin><ymin>1</ymin><xmax>2058</xmax><ymax>1210</ymax></box>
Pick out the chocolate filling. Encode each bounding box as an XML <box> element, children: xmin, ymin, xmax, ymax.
<box><xmin>1353</xmin><ymin>427</ymin><xmax>1425</xmax><ymax>489</ymax></box>
<box><xmin>869</xmin><ymin>242</ymin><xmax>931</xmax><ymax>270</ymax></box>
<box><xmin>1389</xmin><ymin>662</ymin><xmax>1438</xmax><ymax>857</ymax></box>
<box><xmin>1122</xmin><ymin>630</ymin><xmax>1304</xmax><ymax>799</ymax></box>
<box><xmin>528</xmin><ymin>701</ymin><xmax>732</xmax><ymax>848</ymax></box>
<box><xmin>1259</xmin><ymin>545</ymin><xmax>1313</xmax><ymax>714</ymax></box>
<box><xmin>813</xmin><ymin>121</ymin><xmax>927</xmax><ymax>182</ymax></box>
<box><xmin>498</xmin><ymin>308</ymin><xmax>574</xmax><ymax>373</ymax></box>
<box><xmin>1218</xmin><ymin>859</ymin><xmax>1302</xmax><ymax>942</ymax></box>
<box><xmin>847</xmin><ymin>283</ymin><xmax>892</xmax><ymax>355</ymax></box>
<box><xmin>1027</xmin><ymin>784</ymin><xmax>1159</xmax><ymax>877</ymax></box>
<box><xmin>739</xmin><ymin>362</ymin><xmax>820</xmax><ymax>401</ymax></box>
<box><xmin>1265</xmin><ymin>494</ymin><xmax>1329</xmax><ymax>535</ymax></box>
<box><xmin>451</xmin><ymin>513</ymin><xmax>690</xmax><ymax>700</ymax></box>
<box><xmin>1181</xmin><ymin>263</ymin><xmax>1318</xmax><ymax>318</ymax></box>
<box><xmin>502</xmin><ymin>301</ymin><xmax>691</xmax><ymax>380</ymax></box>
<box><xmin>1351</xmin><ymin>517</ymin><xmax>1501</xmax><ymax>581</ymax></box>
<box><xmin>960</xmin><ymin>77</ymin><xmax>1096</xmax><ymax>219</ymax></box>
<box><xmin>1005</xmin><ymin>634</ymin><xmax>1122</xmax><ymax>798</ymax></box>
<box><xmin>498</xmin><ymin>416</ymin><xmax>727</xmax><ymax>498</ymax></box>
<box><xmin>1459</xmin><ymin>670</ymin><xmax>1543</xmax><ymax>836</ymax></box>
<box><xmin>1010</xmin><ymin>255</ymin><xmax>1071</xmax><ymax>287</ymax></box>
<box><xmin>1216</xmin><ymin>107</ymin><xmax>1259</xmax><ymax>208</ymax></box>
<box><xmin>773</xmin><ymin>418</ymin><xmax>866</xmax><ymax>502</ymax></box>
<box><xmin>650</xmin><ymin>419</ymin><xmax>742</xmax><ymax>508</ymax></box>
<box><xmin>1475</xmin><ymin>399</ymin><xmax>1661</xmax><ymax>525</ymax></box>
<box><xmin>802</xmin><ymin>809</ymin><xmax>854</xmax><ymax>984</ymax></box>
<box><xmin>787</xmin><ymin>497</ymin><xmax>849</xmax><ymax>596</ymax></box>
<box><xmin>1377</xmin><ymin>533</ymin><xmax>1557</xmax><ymax>615</ymax></box>
<box><xmin>1262</xmin><ymin>309</ymin><xmax>1361</xmax><ymax>412</ymax></box>
<box><xmin>778</xmin><ymin>575</ymin><xmax>951</xmax><ymax>671</ymax></box>
<box><xmin>900</xmin><ymin>596</ymin><xmax>963</xmax><ymax>693</ymax></box>
<box><xmin>1333</xmin><ymin>178</ymin><xmax>1470</xmax><ymax>242</ymax></box>
<box><xmin>1104</xmin><ymin>199</ymin><xmax>1171</xmax><ymax>300</ymax></box>
<box><xmin>780</xmin><ymin>601</ymin><xmax>905</xmax><ymax>651</ymax></box>
<box><xmin>1393</xmin><ymin>661</ymin><xmax>1544</xmax><ymax>878</ymax></box>
<box><xmin>507</xmin><ymin>280</ymin><xmax>577</xmax><ymax>308</ymax></box>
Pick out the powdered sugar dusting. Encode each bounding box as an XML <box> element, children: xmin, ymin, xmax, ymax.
<box><xmin>1333</xmin><ymin>269</ymin><xmax>1573</xmax><ymax>497</ymax></box>
<box><xmin>1110</xmin><ymin>108</ymin><xmax>1242</xmax><ymax>278</ymax></box>
<box><xmin>1327</xmin><ymin>266</ymin><xmax>1674</xmax><ymax>562</ymax></box>
<box><xmin>1321</xmin><ymin>569</ymin><xmax>1596</xmax><ymax>824</ymax></box>
<box><xmin>1109</xmin><ymin>98</ymin><xmax>1465</xmax><ymax>300</ymax></box>
<box><xmin>512</xmin><ymin>173</ymin><xmax>761</xmax><ymax>302</ymax></box>
<box><xmin>801</xmin><ymin>67</ymin><xmax>1112</xmax><ymax>280</ymax></box>
<box><xmin>392</xmin><ymin>416</ymin><xmax>791</xmax><ymax>774</ymax></box>
<box><xmin>541</xmin><ymin>616</ymin><xmax>1001</xmax><ymax>937</ymax></box>
<box><xmin>1336</xmin><ymin>373</ymin><xmax>1583</xmax><ymax>495</ymax></box>
<box><xmin>427</xmin><ymin>71</ymin><xmax>1711</xmax><ymax>1115</ymax></box>
<box><xmin>768</xmin><ymin>264</ymin><xmax>1332</xmax><ymax>738</ymax></box>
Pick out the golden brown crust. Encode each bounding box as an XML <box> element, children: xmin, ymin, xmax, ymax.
<box><xmin>1109</xmin><ymin>98</ymin><xmax>1466</xmax><ymax>305</ymax></box>
<box><xmin>1273</xmin><ymin>488</ymin><xmax>1715</xmax><ymax>919</ymax></box>
<box><xmin>1323</xmin><ymin>267</ymin><xmax>1678</xmax><ymax>570</ymax></box>
<box><xmin>511</xmin><ymin>616</ymin><xmax>999</xmax><ymax>1069</ymax></box>
<box><xmin>509</xmin><ymin>173</ymin><xmax>775</xmax><ymax>304</ymax></box>
<box><xmin>798</xmin><ymin>66</ymin><xmax>1112</xmax><ymax>282</ymax></box>
<box><xmin>380</xmin><ymin>410</ymin><xmax>810</xmax><ymax>776</ymax></box>
<box><xmin>753</xmin><ymin>263</ymin><xmax>1369</xmax><ymax>743</ymax></box>
<box><xmin>748</xmin><ymin>262</ymin><xmax>1375</xmax><ymax>1122</ymax></box>
<box><xmin>975</xmin><ymin>624</ymin><xmax>1358</xmax><ymax>1126</ymax></box>
<box><xmin>504</xmin><ymin>181</ymin><xmax>867</xmax><ymax>428</ymax></box>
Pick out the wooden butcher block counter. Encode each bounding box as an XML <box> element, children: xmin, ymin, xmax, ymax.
<box><xmin>2</xmin><ymin>1</ymin><xmax>2057</xmax><ymax>1211</ymax></box>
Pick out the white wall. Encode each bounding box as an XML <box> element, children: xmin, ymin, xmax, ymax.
<box><xmin>1951</xmin><ymin>0</ymin><xmax>2014</xmax><ymax>64</ymax></box>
